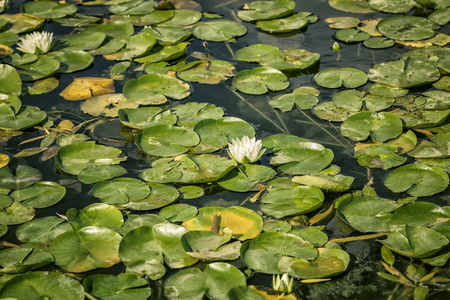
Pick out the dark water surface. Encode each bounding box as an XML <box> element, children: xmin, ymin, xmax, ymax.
<box><xmin>1</xmin><ymin>0</ymin><xmax>449</xmax><ymax>299</ymax></box>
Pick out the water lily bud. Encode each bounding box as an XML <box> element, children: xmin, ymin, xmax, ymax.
<box><xmin>332</xmin><ymin>42</ymin><xmax>341</xmax><ymax>52</ymax></box>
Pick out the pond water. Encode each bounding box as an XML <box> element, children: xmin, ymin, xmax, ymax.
<box><xmin>0</xmin><ymin>0</ymin><xmax>449</xmax><ymax>299</ymax></box>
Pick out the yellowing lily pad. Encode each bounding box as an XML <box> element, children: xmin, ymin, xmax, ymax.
<box><xmin>182</xmin><ymin>206</ymin><xmax>263</xmax><ymax>241</ymax></box>
<box><xmin>59</xmin><ymin>77</ymin><xmax>115</xmax><ymax>101</ymax></box>
<box><xmin>81</xmin><ymin>93</ymin><xmax>139</xmax><ymax>117</ymax></box>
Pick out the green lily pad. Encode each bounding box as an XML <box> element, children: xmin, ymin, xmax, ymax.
<box><xmin>182</xmin><ymin>206</ymin><xmax>263</xmax><ymax>241</ymax></box>
<box><xmin>17</xmin><ymin>57</ymin><xmax>60</xmax><ymax>81</ymax></box>
<box><xmin>142</xmin><ymin>26</ymin><xmax>191</xmax><ymax>45</ymax></box>
<box><xmin>335</xmin><ymin>29</ymin><xmax>370</xmax><ymax>42</ymax></box>
<box><xmin>263</xmin><ymin>220</ymin><xmax>292</xmax><ymax>233</ymax></box>
<box><xmin>380</xmin><ymin>225</ymin><xmax>449</xmax><ymax>258</ymax></box>
<box><xmin>0</xmin><ymin>201</ymin><xmax>35</xmax><ymax>225</ymax></box>
<box><xmin>177</xmin><ymin>60</ymin><xmax>235</xmax><ymax>84</ymax></box>
<box><xmin>389</xmin><ymin>202</ymin><xmax>450</xmax><ymax>231</ymax></box>
<box><xmin>238</xmin><ymin>0</ymin><xmax>296</xmax><ymax>22</ymax></box>
<box><xmin>384</xmin><ymin>163</ymin><xmax>449</xmax><ymax>197</ymax></box>
<box><xmin>193</xmin><ymin>117</ymin><xmax>255</xmax><ymax>151</ymax></box>
<box><xmin>21</xmin><ymin>1</ymin><xmax>77</xmax><ymax>19</ymax></box>
<box><xmin>16</xmin><ymin>216</ymin><xmax>72</xmax><ymax>244</ymax></box>
<box><xmin>156</xmin><ymin>9</ymin><xmax>202</xmax><ymax>27</ymax></box>
<box><xmin>314</xmin><ymin>68</ymin><xmax>367</xmax><ymax>89</ymax></box>
<box><xmin>337</xmin><ymin>195</ymin><xmax>401</xmax><ymax>232</ymax></box>
<box><xmin>136</xmin><ymin>124</ymin><xmax>200</xmax><ymax>157</ymax></box>
<box><xmin>0</xmin><ymin>14</ymin><xmax>44</xmax><ymax>34</ymax></box>
<box><xmin>0</xmin><ymin>104</ymin><xmax>47</xmax><ymax>131</ymax></box>
<box><xmin>261</xmin><ymin>184</ymin><xmax>324</xmax><ymax>218</ymax></box>
<box><xmin>204</xmin><ymin>262</ymin><xmax>247</xmax><ymax>300</ymax></box>
<box><xmin>118</xmin><ymin>107</ymin><xmax>177</xmax><ymax>129</ymax></box>
<box><xmin>393</xmin><ymin>109</ymin><xmax>450</xmax><ymax>129</ymax></box>
<box><xmin>164</xmin><ymin>267</ymin><xmax>206</xmax><ymax>300</ymax></box>
<box><xmin>377</xmin><ymin>16</ymin><xmax>437</xmax><ymax>41</ymax></box>
<box><xmin>0</xmin><ymin>271</ymin><xmax>84</xmax><ymax>300</ymax></box>
<box><xmin>123</xmin><ymin>73</ymin><xmax>190</xmax><ymax>105</ymax></box>
<box><xmin>10</xmin><ymin>181</ymin><xmax>65</xmax><ymax>208</ymax></box>
<box><xmin>260</xmin><ymin>48</ymin><xmax>320</xmax><ymax>72</ymax></box>
<box><xmin>140</xmin><ymin>154</ymin><xmax>237</xmax><ymax>184</ymax></box>
<box><xmin>83</xmin><ymin>21</ymin><xmax>135</xmax><ymax>40</ymax></box>
<box><xmin>103</xmin><ymin>32</ymin><xmax>156</xmax><ymax>61</ymax></box>
<box><xmin>118</xmin><ymin>182</ymin><xmax>179</xmax><ymax>211</ymax></box>
<box><xmin>53</xmin><ymin>14</ymin><xmax>101</xmax><ymax>27</ymax></box>
<box><xmin>117</xmin><ymin>214</ymin><xmax>168</xmax><ymax>236</ymax></box>
<box><xmin>0</xmin><ymin>247</ymin><xmax>54</xmax><ymax>274</ymax></box>
<box><xmin>262</xmin><ymin>134</ymin><xmax>309</xmax><ymax>151</ymax></box>
<box><xmin>363</xmin><ymin>36</ymin><xmax>395</xmax><ymax>49</ymax></box>
<box><xmin>49</xmin><ymin>226</ymin><xmax>122</xmax><ymax>272</ymax></box>
<box><xmin>256</xmin><ymin>13</ymin><xmax>310</xmax><ymax>33</ymax></box>
<box><xmin>108</xmin><ymin>0</ymin><xmax>156</xmax><ymax>15</ymax></box>
<box><xmin>354</xmin><ymin>144</ymin><xmax>407</xmax><ymax>169</ymax></box>
<box><xmin>366</xmin><ymin>82</ymin><xmax>410</xmax><ymax>98</ymax></box>
<box><xmin>55</xmin><ymin>142</ymin><xmax>126</xmax><ymax>176</ymax></box>
<box><xmin>329</xmin><ymin>0</ymin><xmax>377</xmax><ymax>13</ymax></box>
<box><xmin>91</xmin><ymin>178</ymin><xmax>150</xmax><ymax>205</ymax></box>
<box><xmin>270</xmin><ymin>142</ymin><xmax>334</xmax><ymax>175</ymax></box>
<box><xmin>0</xmin><ymin>64</ymin><xmax>21</xmax><ymax>96</ymax></box>
<box><xmin>269</xmin><ymin>92</ymin><xmax>319</xmax><ymax>111</ymax></box>
<box><xmin>368</xmin><ymin>0</ymin><xmax>417</xmax><ymax>13</ymax></box>
<box><xmin>232</xmin><ymin>67</ymin><xmax>290</xmax><ymax>95</ymax></box>
<box><xmin>332</xmin><ymin>89</ymin><xmax>364</xmax><ymax>111</ymax></box>
<box><xmin>159</xmin><ymin>204</ymin><xmax>198</xmax><ymax>222</ymax></box>
<box><xmin>181</xmin><ymin>230</ymin><xmax>241</xmax><ymax>261</ymax></box>
<box><xmin>61</xmin><ymin>31</ymin><xmax>107</xmax><ymax>51</ymax></box>
<box><xmin>111</xmin><ymin>10</ymin><xmax>174</xmax><ymax>26</ymax></box>
<box><xmin>173</xmin><ymin>102</ymin><xmax>224</xmax><ymax>127</ymax></box>
<box><xmin>66</xmin><ymin>203</ymin><xmax>124</xmax><ymax>231</ymax></box>
<box><xmin>0</xmin><ymin>165</ymin><xmax>42</xmax><ymax>190</ymax></box>
<box><xmin>340</xmin><ymin>111</ymin><xmax>403</xmax><ymax>142</ymax></box>
<box><xmin>134</xmin><ymin>42</ymin><xmax>188</xmax><ymax>64</ymax></box>
<box><xmin>119</xmin><ymin>224</ymin><xmax>197</xmax><ymax>279</ymax></box>
<box><xmin>192</xmin><ymin>20</ymin><xmax>247</xmax><ymax>42</ymax></box>
<box><xmin>78</xmin><ymin>165</ymin><xmax>128</xmax><ymax>184</ymax></box>
<box><xmin>178</xmin><ymin>185</ymin><xmax>205</xmax><ymax>199</ymax></box>
<box><xmin>292</xmin><ymin>172</ymin><xmax>354</xmax><ymax>192</ymax></box>
<box><xmin>367</xmin><ymin>59</ymin><xmax>441</xmax><ymax>88</ymax></box>
<box><xmin>241</xmin><ymin>231</ymin><xmax>318</xmax><ymax>274</ymax></box>
<box><xmin>28</xmin><ymin>77</ymin><xmax>59</xmax><ymax>95</ymax></box>
<box><xmin>325</xmin><ymin>16</ymin><xmax>361</xmax><ymax>29</ymax></box>
<box><xmin>312</xmin><ymin>101</ymin><xmax>357</xmax><ymax>122</ymax></box>
<box><xmin>217</xmin><ymin>164</ymin><xmax>276</xmax><ymax>192</ymax></box>
<box><xmin>44</xmin><ymin>50</ymin><xmax>93</xmax><ymax>73</ymax></box>
<box><xmin>278</xmin><ymin>248</ymin><xmax>350</xmax><ymax>279</ymax></box>
<box><xmin>83</xmin><ymin>273</ymin><xmax>151</xmax><ymax>300</ymax></box>
<box><xmin>289</xmin><ymin>228</ymin><xmax>329</xmax><ymax>247</ymax></box>
<box><xmin>235</xmin><ymin>44</ymin><xmax>281</xmax><ymax>63</ymax></box>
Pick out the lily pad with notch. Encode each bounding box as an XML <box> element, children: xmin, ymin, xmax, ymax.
<box><xmin>11</xmin><ymin>181</ymin><xmax>65</xmax><ymax>209</ymax></box>
<box><xmin>181</xmin><ymin>230</ymin><xmax>241</xmax><ymax>261</ymax></box>
<box><xmin>142</xmin><ymin>25</ymin><xmax>191</xmax><ymax>45</ymax></box>
<box><xmin>16</xmin><ymin>57</ymin><xmax>60</xmax><ymax>81</ymax></box>
<box><xmin>118</xmin><ymin>107</ymin><xmax>177</xmax><ymax>129</ymax></box>
<box><xmin>91</xmin><ymin>178</ymin><xmax>150</xmax><ymax>205</ymax></box>
<box><xmin>108</xmin><ymin>0</ymin><xmax>156</xmax><ymax>15</ymax></box>
<box><xmin>21</xmin><ymin>1</ymin><xmax>77</xmax><ymax>19</ymax></box>
<box><xmin>377</xmin><ymin>16</ymin><xmax>438</xmax><ymax>41</ymax></box>
<box><xmin>191</xmin><ymin>20</ymin><xmax>247</xmax><ymax>42</ymax></box>
<box><xmin>232</xmin><ymin>67</ymin><xmax>290</xmax><ymax>95</ymax></box>
<box><xmin>0</xmin><ymin>164</ymin><xmax>42</xmax><ymax>190</ymax></box>
<box><xmin>0</xmin><ymin>247</ymin><xmax>54</xmax><ymax>274</ymax></box>
<box><xmin>217</xmin><ymin>164</ymin><xmax>276</xmax><ymax>192</ymax></box>
<box><xmin>83</xmin><ymin>273</ymin><xmax>151</xmax><ymax>300</ymax></box>
<box><xmin>238</xmin><ymin>0</ymin><xmax>296</xmax><ymax>22</ymax></box>
<box><xmin>16</xmin><ymin>216</ymin><xmax>72</xmax><ymax>244</ymax></box>
<box><xmin>118</xmin><ymin>182</ymin><xmax>179</xmax><ymax>211</ymax></box>
<box><xmin>256</xmin><ymin>12</ymin><xmax>311</xmax><ymax>33</ymax></box>
<box><xmin>81</xmin><ymin>93</ymin><xmax>139</xmax><ymax>118</ymax></box>
<box><xmin>0</xmin><ymin>64</ymin><xmax>21</xmax><ymax>96</ymax></box>
<box><xmin>354</xmin><ymin>144</ymin><xmax>407</xmax><ymax>169</ymax></box>
<box><xmin>66</xmin><ymin>203</ymin><xmax>124</xmax><ymax>231</ymax></box>
<box><xmin>314</xmin><ymin>68</ymin><xmax>367</xmax><ymax>89</ymax></box>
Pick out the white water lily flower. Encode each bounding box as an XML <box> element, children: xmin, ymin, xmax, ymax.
<box><xmin>273</xmin><ymin>273</ymin><xmax>294</xmax><ymax>294</ymax></box>
<box><xmin>17</xmin><ymin>31</ymin><xmax>54</xmax><ymax>55</ymax></box>
<box><xmin>0</xmin><ymin>0</ymin><xmax>8</xmax><ymax>12</ymax></box>
<box><xmin>227</xmin><ymin>136</ymin><xmax>265</xmax><ymax>164</ymax></box>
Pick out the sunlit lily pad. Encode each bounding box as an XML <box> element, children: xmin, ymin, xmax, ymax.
<box><xmin>0</xmin><ymin>104</ymin><xmax>47</xmax><ymax>131</ymax></box>
<box><xmin>192</xmin><ymin>20</ymin><xmax>247</xmax><ymax>42</ymax></box>
<box><xmin>0</xmin><ymin>201</ymin><xmax>35</xmax><ymax>225</ymax></box>
<box><xmin>384</xmin><ymin>163</ymin><xmax>449</xmax><ymax>197</ymax></box>
<box><xmin>181</xmin><ymin>230</ymin><xmax>241</xmax><ymax>261</ymax></box>
<box><xmin>0</xmin><ymin>247</ymin><xmax>54</xmax><ymax>274</ymax></box>
<box><xmin>235</xmin><ymin>44</ymin><xmax>280</xmax><ymax>62</ymax></box>
<box><xmin>270</xmin><ymin>142</ymin><xmax>334</xmax><ymax>174</ymax></box>
<box><xmin>173</xmin><ymin>102</ymin><xmax>224</xmax><ymax>127</ymax></box>
<box><xmin>329</xmin><ymin>0</ymin><xmax>377</xmax><ymax>13</ymax></box>
<box><xmin>0</xmin><ymin>64</ymin><xmax>21</xmax><ymax>96</ymax></box>
<box><xmin>0</xmin><ymin>165</ymin><xmax>42</xmax><ymax>190</ymax></box>
<box><xmin>142</xmin><ymin>26</ymin><xmax>191</xmax><ymax>45</ymax></box>
<box><xmin>217</xmin><ymin>164</ymin><xmax>276</xmax><ymax>192</ymax></box>
<box><xmin>0</xmin><ymin>14</ymin><xmax>44</xmax><ymax>34</ymax></box>
<box><xmin>49</xmin><ymin>226</ymin><xmax>122</xmax><ymax>272</ymax></box>
<box><xmin>140</xmin><ymin>154</ymin><xmax>237</xmax><ymax>184</ymax></box>
<box><xmin>111</xmin><ymin>10</ymin><xmax>174</xmax><ymax>26</ymax></box>
<box><xmin>257</xmin><ymin>13</ymin><xmax>310</xmax><ymax>33</ymax></box>
<box><xmin>91</xmin><ymin>178</ymin><xmax>150</xmax><ymax>205</ymax></box>
<box><xmin>21</xmin><ymin>1</ymin><xmax>77</xmax><ymax>19</ymax></box>
<box><xmin>83</xmin><ymin>21</ymin><xmax>135</xmax><ymax>40</ymax></box>
<box><xmin>123</xmin><ymin>73</ymin><xmax>190</xmax><ymax>105</ymax></box>
<box><xmin>59</xmin><ymin>77</ymin><xmax>115</xmax><ymax>101</ymax></box>
<box><xmin>232</xmin><ymin>67</ymin><xmax>289</xmax><ymax>95</ymax></box>
<box><xmin>11</xmin><ymin>181</ymin><xmax>65</xmax><ymax>208</ymax></box>
<box><xmin>368</xmin><ymin>0</ymin><xmax>417</xmax><ymax>13</ymax></box>
<box><xmin>238</xmin><ymin>0</ymin><xmax>296</xmax><ymax>22</ymax></box>
<box><xmin>389</xmin><ymin>202</ymin><xmax>450</xmax><ymax>231</ymax></box>
<box><xmin>159</xmin><ymin>204</ymin><xmax>198</xmax><ymax>222</ymax></box>
<box><xmin>28</xmin><ymin>77</ymin><xmax>59</xmax><ymax>95</ymax></box>
<box><xmin>119</xmin><ymin>224</ymin><xmax>197</xmax><ymax>279</ymax></box>
<box><xmin>164</xmin><ymin>267</ymin><xmax>206</xmax><ymax>300</ymax></box>
<box><xmin>278</xmin><ymin>248</ymin><xmax>350</xmax><ymax>279</ymax></box>
<box><xmin>182</xmin><ymin>206</ymin><xmax>263</xmax><ymax>241</ymax></box>
<box><xmin>269</xmin><ymin>91</ymin><xmax>319</xmax><ymax>111</ymax></box>
<box><xmin>108</xmin><ymin>0</ymin><xmax>156</xmax><ymax>15</ymax></box>
<box><xmin>340</xmin><ymin>111</ymin><xmax>403</xmax><ymax>142</ymax></box>
<box><xmin>55</xmin><ymin>142</ymin><xmax>126</xmax><ymax>176</ymax></box>
<box><xmin>83</xmin><ymin>273</ymin><xmax>151</xmax><ymax>300</ymax></box>
<box><xmin>314</xmin><ymin>68</ymin><xmax>367</xmax><ymax>88</ymax></box>
<box><xmin>78</xmin><ymin>165</ymin><xmax>127</xmax><ymax>184</ymax></box>
<box><xmin>332</xmin><ymin>89</ymin><xmax>364</xmax><ymax>111</ymax></box>
<box><xmin>312</xmin><ymin>102</ymin><xmax>357</xmax><ymax>122</ymax></box>
<box><xmin>177</xmin><ymin>60</ymin><xmax>235</xmax><ymax>84</ymax></box>
<box><xmin>61</xmin><ymin>31</ymin><xmax>107</xmax><ymax>51</ymax></box>
<box><xmin>262</xmin><ymin>49</ymin><xmax>320</xmax><ymax>72</ymax></box>
<box><xmin>363</xmin><ymin>36</ymin><xmax>395</xmax><ymax>49</ymax></box>
<box><xmin>0</xmin><ymin>271</ymin><xmax>84</xmax><ymax>300</ymax></box>
<box><xmin>118</xmin><ymin>107</ymin><xmax>177</xmax><ymax>129</ymax></box>
<box><xmin>377</xmin><ymin>16</ymin><xmax>438</xmax><ymax>41</ymax></box>
<box><xmin>53</xmin><ymin>14</ymin><xmax>101</xmax><ymax>27</ymax></box>
<box><xmin>367</xmin><ymin>59</ymin><xmax>441</xmax><ymax>88</ymax></box>
<box><xmin>118</xmin><ymin>182</ymin><xmax>179</xmax><ymax>211</ymax></box>
<box><xmin>66</xmin><ymin>203</ymin><xmax>124</xmax><ymax>231</ymax></box>
<box><xmin>335</xmin><ymin>29</ymin><xmax>370</xmax><ymax>42</ymax></box>
<box><xmin>241</xmin><ymin>231</ymin><xmax>318</xmax><ymax>274</ymax></box>
<box><xmin>325</xmin><ymin>17</ymin><xmax>361</xmax><ymax>29</ymax></box>
<box><xmin>292</xmin><ymin>172</ymin><xmax>354</xmax><ymax>192</ymax></box>
<box><xmin>44</xmin><ymin>50</ymin><xmax>93</xmax><ymax>73</ymax></box>
<box><xmin>337</xmin><ymin>195</ymin><xmax>401</xmax><ymax>232</ymax></box>
<box><xmin>380</xmin><ymin>226</ymin><xmax>448</xmax><ymax>258</ymax></box>
<box><xmin>354</xmin><ymin>144</ymin><xmax>407</xmax><ymax>169</ymax></box>
<box><xmin>103</xmin><ymin>32</ymin><xmax>156</xmax><ymax>61</ymax></box>
<box><xmin>392</xmin><ymin>109</ymin><xmax>450</xmax><ymax>129</ymax></box>
<box><xmin>136</xmin><ymin>124</ymin><xmax>199</xmax><ymax>157</ymax></box>
<box><xmin>17</xmin><ymin>58</ymin><xmax>60</xmax><ymax>81</ymax></box>
<box><xmin>16</xmin><ymin>216</ymin><xmax>72</xmax><ymax>244</ymax></box>
<box><xmin>134</xmin><ymin>42</ymin><xmax>189</xmax><ymax>64</ymax></box>
<box><xmin>261</xmin><ymin>184</ymin><xmax>324</xmax><ymax>218</ymax></box>
<box><xmin>81</xmin><ymin>93</ymin><xmax>139</xmax><ymax>117</ymax></box>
